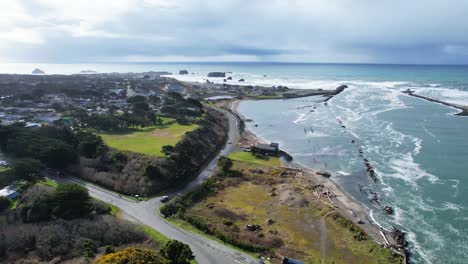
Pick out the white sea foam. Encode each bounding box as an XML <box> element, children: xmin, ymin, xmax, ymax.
<box><xmin>448</xmin><ymin>179</ymin><xmax>460</xmax><ymax>198</ymax></box>
<box><xmin>386</xmin><ymin>153</ymin><xmax>439</xmax><ymax>187</ymax></box>
<box><xmin>440</xmin><ymin>202</ymin><xmax>464</xmax><ymax>212</ymax></box>
<box><xmin>293</xmin><ymin>112</ymin><xmax>309</xmax><ymax>124</ymax></box>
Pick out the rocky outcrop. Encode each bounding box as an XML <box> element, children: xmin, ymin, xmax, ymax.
<box><xmin>179</xmin><ymin>70</ymin><xmax>189</xmax><ymax>75</ymax></box>
<box><xmin>238</xmin><ymin>79</ymin><xmax>245</xmax><ymax>82</ymax></box>
<box><xmin>32</xmin><ymin>68</ymin><xmax>45</xmax><ymax>74</ymax></box>
<box><xmin>207</xmin><ymin>72</ymin><xmax>226</xmax><ymax>78</ymax></box>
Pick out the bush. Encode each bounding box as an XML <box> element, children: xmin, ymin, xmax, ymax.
<box><xmin>1</xmin><ymin>215</ymin><xmax>147</xmax><ymax>261</ymax></box>
<box><xmin>82</xmin><ymin>239</ymin><xmax>97</xmax><ymax>258</ymax></box>
<box><xmin>0</xmin><ymin>196</ymin><xmax>11</xmax><ymax>212</ymax></box>
<box><xmin>218</xmin><ymin>156</ymin><xmax>233</xmax><ymax>172</ymax></box>
<box><xmin>160</xmin><ymin>240</ymin><xmax>194</xmax><ymax>264</ymax></box>
<box><xmin>97</xmin><ymin>247</ymin><xmax>168</xmax><ymax>264</ymax></box>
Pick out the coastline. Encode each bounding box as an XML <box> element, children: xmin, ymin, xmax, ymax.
<box><xmin>228</xmin><ymin>98</ymin><xmax>408</xmax><ymax>262</ymax></box>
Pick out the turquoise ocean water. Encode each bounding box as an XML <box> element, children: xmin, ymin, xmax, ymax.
<box><xmin>1</xmin><ymin>62</ymin><xmax>468</xmax><ymax>263</ymax></box>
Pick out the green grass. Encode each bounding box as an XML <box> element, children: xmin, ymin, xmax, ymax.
<box><xmin>228</xmin><ymin>152</ymin><xmax>281</xmax><ymax>167</ymax></box>
<box><xmin>9</xmin><ymin>198</ymin><xmax>19</xmax><ymax>209</ymax></box>
<box><xmin>101</xmin><ymin>120</ymin><xmax>199</xmax><ymax>156</ymax></box>
<box><xmin>0</xmin><ymin>167</ymin><xmax>10</xmax><ymax>173</ymax></box>
<box><xmin>139</xmin><ymin>224</ymin><xmax>170</xmax><ymax>245</ymax></box>
<box><xmin>163</xmin><ymin>216</ymin><xmax>259</xmax><ymax>259</ymax></box>
<box><xmin>38</xmin><ymin>179</ymin><xmax>59</xmax><ymax>188</ymax></box>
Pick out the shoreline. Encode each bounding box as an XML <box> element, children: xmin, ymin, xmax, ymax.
<box><xmin>228</xmin><ymin>98</ymin><xmax>408</xmax><ymax>262</ymax></box>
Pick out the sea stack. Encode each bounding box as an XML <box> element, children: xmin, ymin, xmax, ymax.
<box><xmin>32</xmin><ymin>68</ymin><xmax>45</xmax><ymax>74</ymax></box>
<box><xmin>207</xmin><ymin>72</ymin><xmax>226</xmax><ymax>77</ymax></box>
<box><xmin>179</xmin><ymin>70</ymin><xmax>189</xmax><ymax>75</ymax></box>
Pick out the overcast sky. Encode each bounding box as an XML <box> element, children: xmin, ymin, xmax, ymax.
<box><xmin>1</xmin><ymin>0</ymin><xmax>468</xmax><ymax>64</ymax></box>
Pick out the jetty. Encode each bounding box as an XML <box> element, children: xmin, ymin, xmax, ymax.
<box><xmin>402</xmin><ymin>89</ymin><xmax>468</xmax><ymax>116</ymax></box>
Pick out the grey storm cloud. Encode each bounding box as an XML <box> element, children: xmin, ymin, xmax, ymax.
<box><xmin>2</xmin><ymin>0</ymin><xmax>468</xmax><ymax>63</ymax></box>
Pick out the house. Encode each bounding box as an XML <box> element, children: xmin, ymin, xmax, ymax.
<box><xmin>0</xmin><ymin>185</ymin><xmax>19</xmax><ymax>199</ymax></box>
<box><xmin>252</xmin><ymin>142</ymin><xmax>279</xmax><ymax>155</ymax></box>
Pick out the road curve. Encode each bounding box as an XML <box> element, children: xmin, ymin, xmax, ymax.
<box><xmin>54</xmin><ymin>108</ymin><xmax>258</xmax><ymax>264</ymax></box>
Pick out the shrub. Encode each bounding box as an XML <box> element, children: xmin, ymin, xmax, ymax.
<box><xmin>104</xmin><ymin>245</ymin><xmax>115</xmax><ymax>254</ymax></box>
<box><xmin>160</xmin><ymin>240</ymin><xmax>195</xmax><ymax>264</ymax></box>
<box><xmin>218</xmin><ymin>156</ymin><xmax>233</xmax><ymax>171</ymax></box>
<box><xmin>0</xmin><ymin>197</ymin><xmax>11</xmax><ymax>212</ymax></box>
<box><xmin>97</xmin><ymin>247</ymin><xmax>168</xmax><ymax>264</ymax></box>
<box><xmin>82</xmin><ymin>240</ymin><xmax>97</xmax><ymax>258</ymax></box>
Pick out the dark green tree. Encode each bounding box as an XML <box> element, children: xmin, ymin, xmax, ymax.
<box><xmin>0</xmin><ymin>197</ymin><xmax>11</xmax><ymax>212</ymax></box>
<box><xmin>76</xmin><ymin>131</ymin><xmax>105</xmax><ymax>158</ymax></box>
<box><xmin>218</xmin><ymin>156</ymin><xmax>233</xmax><ymax>172</ymax></box>
<box><xmin>160</xmin><ymin>240</ymin><xmax>195</xmax><ymax>264</ymax></box>
<box><xmin>12</xmin><ymin>158</ymin><xmax>45</xmax><ymax>181</ymax></box>
<box><xmin>52</xmin><ymin>184</ymin><xmax>91</xmax><ymax>219</ymax></box>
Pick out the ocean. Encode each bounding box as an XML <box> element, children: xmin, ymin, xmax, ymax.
<box><xmin>2</xmin><ymin>62</ymin><xmax>468</xmax><ymax>263</ymax></box>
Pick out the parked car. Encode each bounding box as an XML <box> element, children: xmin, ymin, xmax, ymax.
<box><xmin>0</xmin><ymin>161</ymin><xmax>9</xmax><ymax>167</ymax></box>
<box><xmin>160</xmin><ymin>195</ymin><xmax>170</xmax><ymax>203</ymax></box>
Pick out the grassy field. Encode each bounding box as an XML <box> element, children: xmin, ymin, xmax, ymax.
<box><xmin>0</xmin><ymin>167</ymin><xmax>10</xmax><ymax>173</ymax></box>
<box><xmin>228</xmin><ymin>151</ymin><xmax>281</xmax><ymax>167</ymax></box>
<box><xmin>38</xmin><ymin>179</ymin><xmax>59</xmax><ymax>188</ymax></box>
<box><xmin>179</xmin><ymin>161</ymin><xmax>401</xmax><ymax>264</ymax></box>
<box><xmin>101</xmin><ymin>118</ymin><xmax>199</xmax><ymax>156</ymax></box>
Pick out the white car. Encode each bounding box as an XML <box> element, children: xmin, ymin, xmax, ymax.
<box><xmin>0</xmin><ymin>161</ymin><xmax>8</xmax><ymax>167</ymax></box>
<box><xmin>160</xmin><ymin>195</ymin><xmax>170</xmax><ymax>203</ymax></box>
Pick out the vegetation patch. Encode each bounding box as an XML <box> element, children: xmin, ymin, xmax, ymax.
<box><xmin>228</xmin><ymin>151</ymin><xmax>281</xmax><ymax>167</ymax></box>
<box><xmin>139</xmin><ymin>225</ymin><xmax>170</xmax><ymax>245</ymax></box>
<box><xmin>101</xmin><ymin>120</ymin><xmax>199</xmax><ymax>157</ymax></box>
<box><xmin>161</xmin><ymin>161</ymin><xmax>402</xmax><ymax>263</ymax></box>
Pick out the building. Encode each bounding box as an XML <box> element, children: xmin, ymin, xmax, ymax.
<box><xmin>252</xmin><ymin>142</ymin><xmax>279</xmax><ymax>155</ymax></box>
<box><xmin>0</xmin><ymin>185</ymin><xmax>19</xmax><ymax>199</ymax></box>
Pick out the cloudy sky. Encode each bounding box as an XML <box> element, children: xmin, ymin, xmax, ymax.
<box><xmin>1</xmin><ymin>0</ymin><xmax>468</xmax><ymax>64</ymax></box>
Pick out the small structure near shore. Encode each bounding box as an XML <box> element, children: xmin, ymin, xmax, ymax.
<box><xmin>252</xmin><ymin>142</ymin><xmax>279</xmax><ymax>155</ymax></box>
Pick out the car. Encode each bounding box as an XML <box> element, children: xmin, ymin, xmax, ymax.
<box><xmin>0</xmin><ymin>161</ymin><xmax>9</xmax><ymax>167</ymax></box>
<box><xmin>228</xmin><ymin>141</ymin><xmax>232</xmax><ymax>144</ymax></box>
<box><xmin>160</xmin><ymin>195</ymin><xmax>170</xmax><ymax>203</ymax></box>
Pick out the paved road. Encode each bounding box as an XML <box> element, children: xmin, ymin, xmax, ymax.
<box><xmin>53</xmin><ymin>108</ymin><xmax>258</xmax><ymax>264</ymax></box>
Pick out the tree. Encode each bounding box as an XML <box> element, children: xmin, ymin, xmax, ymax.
<box><xmin>218</xmin><ymin>156</ymin><xmax>233</xmax><ymax>172</ymax></box>
<box><xmin>127</xmin><ymin>95</ymin><xmax>147</xmax><ymax>104</ymax></box>
<box><xmin>160</xmin><ymin>240</ymin><xmax>195</xmax><ymax>264</ymax></box>
<box><xmin>52</xmin><ymin>184</ymin><xmax>91</xmax><ymax>219</ymax></box>
<box><xmin>0</xmin><ymin>197</ymin><xmax>11</xmax><ymax>212</ymax></box>
<box><xmin>132</xmin><ymin>101</ymin><xmax>150</xmax><ymax>113</ymax></box>
<box><xmin>76</xmin><ymin>131</ymin><xmax>105</xmax><ymax>158</ymax></box>
<box><xmin>162</xmin><ymin>145</ymin><xmax>175</xmax><ymax>156</ymax></box>
<box><xmin>12</xmin><ymin>159</ymin><xmax>45</xmax><ymax>181</ymax></box>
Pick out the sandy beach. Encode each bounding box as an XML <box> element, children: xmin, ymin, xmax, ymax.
<box><xmin>226</xmin><ymin>98</ymin><xmax>407</xmax><ymax>261</ymax></box>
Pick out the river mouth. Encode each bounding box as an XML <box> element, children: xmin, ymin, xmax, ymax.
<box><xmin>238</xmin><ymin>84</ymin><xmax>468</xmax><ymax>264</ymax></box>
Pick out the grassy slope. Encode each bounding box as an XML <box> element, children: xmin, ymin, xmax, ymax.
<box><xmin>179</xmin><ymin>160</ymin><xmax>401</xmax><ymax>264</ymax></box>
<box><xmin>228</xmin><ymin>152</ymin><xmax>281</xmax><ymax>167</ymax></box>
<box><xmin>101</xmin><ymin>118</ymin><xmax>198</xmax><ymax>157</ymax></box>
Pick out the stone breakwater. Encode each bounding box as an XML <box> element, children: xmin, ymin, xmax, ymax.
<box><xmin>402</xmin><ymin>89</ymin><xmax>468</xmax><ymax>116</ymax></box>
